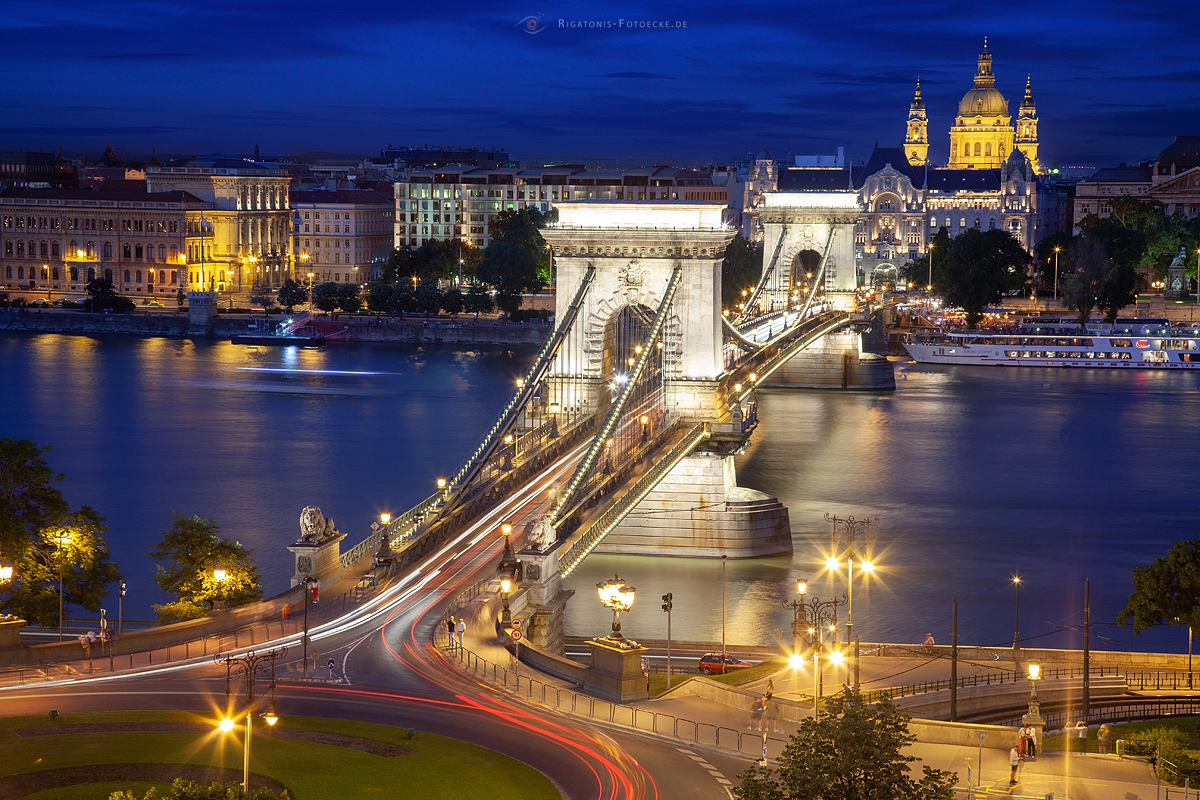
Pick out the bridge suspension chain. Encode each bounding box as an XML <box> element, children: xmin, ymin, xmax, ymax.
<box><xmin>732</xmin><ymin>225</ymin><xmax>786</xmax><ymax>326</ymax></box>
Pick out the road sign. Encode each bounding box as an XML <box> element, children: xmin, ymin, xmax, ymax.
<box><xmin>511</xmin><ymin>618</ymin><xmax>522</xmax><ymax>629</ymax></box>
<box><xmin>511</xmin><ymin>630</ymin><xmax>523</xmax><ymax>641</ymax></box>
<box><xmin>327</xmin><ymin>658</ymin><xmax>335</xmax><ymax>670</ymax></box>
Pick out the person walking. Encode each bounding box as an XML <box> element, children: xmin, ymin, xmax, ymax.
<box><xmin>1009</xmin><ymin>744</ymin><xmax>1020</xmax><ymax>785</ymax></box>
<box><xmin>455</xmin><ymin>617</ymin><xmax>465</xmax><ymax>648</ymax></box>
<box><xmin>446</xmin><ymin>617</ymin><xmax>455</xmax><ymax>648</ymax></box>
<box><xmin>1098</xmin><ymin>724</ymin><xmax>1112</xmax><ymax>755</ymax></box>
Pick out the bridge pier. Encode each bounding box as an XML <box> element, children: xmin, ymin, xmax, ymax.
<box><xmin>763</xmin><ymin>328</ymin><xmax>895</xmax><ymax>390</ymax></box>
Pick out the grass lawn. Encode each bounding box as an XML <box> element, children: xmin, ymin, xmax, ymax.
<box><xmin>648</xmin><ymin>673</ymin><xmax>693</xmax><ymax>697</ymax></box>
<box><xmin>1042</xmin><ymin>717</ymin><xmax>1200</xmax><ymax>754</ymax></box>
<box><xmin>1</xmin><ymin>710</ymin><xmax>560</xmax><ymax>800</ymax></box>
<box><xmin>708</xmin><ymin>657</ymin><xmax>789</xmax><ymax>688</ymax></box>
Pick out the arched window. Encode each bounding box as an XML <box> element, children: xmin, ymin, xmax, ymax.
<box><xmin>51</xmin><ymin>241</ymin><xmax>59</xmax><ymax>258</ymax></box>
<box><xmin>985</xmin><ymin>142</ymin><xmax>992</xmax><ymax>157</ymax></box>
<box><xmin>103</xmin><ymin>242</ymin><xmax>112</xmax><ymax>259</ymax></box>
<box><xmin>88</xmin><ymin>267</ymin><xmax>96</xmax><ymax>281</ymax></box>
<box><xmin>52</xmin><ymin>267</ymin><xmax>59</xmax><ymax>279</ymax></box>
<box><xmin>104</xmin><ymin>268</ymin><xmax>112</xmax><ymax>281</ymax></box>
<box><xmin>16</xmin><ymin>241</ymin><xmax>24</xmax><ymax>256</ymax></box>
<box><xmin>4</xmin><ymin>267</ymin><xmax>10</xmax><ymax>279</ymax></box>
<box><xmin>4</xmin><ymin>239</ymin><xmax>11</xmax><ymax>256</ymax></box>
<box><xmin>169</xmin><ymin>245</ymin><xmax>177</xmax><ymax>260</ymax></box>
<box><xmin>159</xmin><ymin>244</ymin><xmax>166</xmax><ymax>261</ymax></box>
<box><xmin>70</xmin><ymin>267</ymin><xmax>78</xmax><ymax>281</ymax></box>
<box><xmin>124</xmin><ymin>270</ymin><xmax>131</xmax><ymax>282</ymax></box>
<box><xmin>159</xmin><ymin>270</ymin><xmax>165</xmax><ymax>284</ymax></box>
<box><xmin>68</xmin><ymin>239</ymin><xmax>77</xmax><ymax>254</ymax></box>
<box><xmin>963</xmin><ymin>142</ymin><xmax>970</xmax><ymax>156</ymax></box>
<box><xmin>136</xmin><ymin>270</ymin><xmax>142</xmax><ymax>283</ymax></box>
<box><xmin>86</xmin><ymin>241</ymin><xmax>95</xmax><ymax>258</ymax></box>
<box><xmin>17</xmin><ymin>267</ymin><xmax>23</xmax><ymax>279</ymax></box>
<box><xmin>930</xmin><ymin>216</ymin><xmax>937</xmax><ymax>226</ymax></box>
<box><xmin>40</xmin><ymin>241</ymin><xmax>48</xmax><ymax>257</ymax></box>
<box><xmin>974</xmin><ymin>142</ymin><xmax>982</xmax><ymax>157</ymax></box>
<box><xmin>999</xmin><ymin>143</ymin><xmax>1006</xmax><ymax>158</ymax></box>
<box><xmin>135</xmin><ymin>244</ymin><xmax>143</xmax><ymax>260</ymax></box>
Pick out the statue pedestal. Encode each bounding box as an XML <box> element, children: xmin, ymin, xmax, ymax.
<box><xmin>0</xmin><ymin>617</ymin><xmax>26</xmax><ymax>650</ymax></box>
<box><xmin>1166</xmin><ymin>265</ymin><xmax>1188</xmax><ymax>301</ymax></box>
<box><xmin>288</xmin><ymin>533</ymin><xmax>346</xmax><ymax>588</ymax></box>
<box><xmin>518</xmin><ymin>540</ymin><xmax>573</xmax><ymax>653</ymax></box>
<box><xmin>585</xmin><ymin>637</ymin><xmax>648</xmax><ymax>702</ymax></box>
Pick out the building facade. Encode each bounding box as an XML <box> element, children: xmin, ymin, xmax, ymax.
<box><xmin>1073</xmin><ymin>137</ymin><xmax>1200</xmax><ymax>230</ymax></box>
<box><xmin>290</xmin><ymin>190</ymin><xmax>394</xmax><ymax>285</ymax></box>
<box><xmin>146</xmin><ymin>157</ymin><xmax>292</xmax><ymax>294</ymax></box>
<box><xmin>1</xmin><ymin>186</ymin><xmax>210</xmax><ymax>296</ymax></box>
<box><xmin>394</xmin><ymin>166</ymin><xmax>728</xmax><ymax>249</ymax></box>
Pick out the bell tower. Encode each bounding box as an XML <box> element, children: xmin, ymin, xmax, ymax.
<box><xmin>904</xmin><ymin>79</ymin><xmax>929</xmax><ymax>166</ymax></box>
<box><xmin>1014</xmin><ymin>75</ymin><xmax>1041</xmax><ymax>173</ymax></box>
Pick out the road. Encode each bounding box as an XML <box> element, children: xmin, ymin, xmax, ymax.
<box><xmin>1</xmin><ymin>437</ymin><xmax>750</xmax><ymax>800</ymax></box>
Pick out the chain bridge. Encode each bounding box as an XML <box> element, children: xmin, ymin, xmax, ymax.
<box><xmin>323</xmin><ymin>200</ymin><xmax>893</xmax><ymax>653</ymax></box>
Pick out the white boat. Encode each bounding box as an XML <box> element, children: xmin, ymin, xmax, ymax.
<box><xmin>905</xmin><ymin>329</ymin><xmax>1200</xmax><ymax>369</ymax></box>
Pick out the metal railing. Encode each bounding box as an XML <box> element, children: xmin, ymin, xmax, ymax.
<box><xmin>996</xmin><ymin>699</ymin><xmax>1200</xmax><ymax>730</ymax></box>
<box><xmin>444</xmin><ymin>643</ymin><xmax>788</xmax><ymax>760</ymax></box>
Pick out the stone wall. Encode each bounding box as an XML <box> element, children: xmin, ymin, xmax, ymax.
<box><xmin>762</xmin><ymin>329</ymin><xmax>896</xmax><ymax>390</ymax></box>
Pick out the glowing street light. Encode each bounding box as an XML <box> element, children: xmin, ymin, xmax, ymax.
<box><xmin>213</xmin><ymin>564</ymin><xmax>228</xmax><ymax>611</ymax></box>
<box><xmin>597</xmin><ymin>574</ymin><xmax>636</xmax><ymax>640</ymax></box>
<box><xmin>380</xmin><ymin>512</ymin><xmax>391</xmax><ymax>526</ymax></box>
<box><xmin>0</xmin><ymin>561</ymin><xmax>12</xmax><ymax>583</ymax></box>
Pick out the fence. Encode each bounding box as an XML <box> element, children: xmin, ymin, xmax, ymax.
<box><xmin>995</xmin><ymin>699</ymin><xmax>1200</xmax><ymax>730</ymax></box>
<box><xmin>445</xmin><ymin>643</ymin><xmax>789</xmax><ymax>760</ymax></box>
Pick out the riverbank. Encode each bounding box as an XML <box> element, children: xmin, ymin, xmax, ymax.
<box><xmin>0</xmin><ymin>309</ymin><xmax>550</xmax><ymax>346</ymax></box>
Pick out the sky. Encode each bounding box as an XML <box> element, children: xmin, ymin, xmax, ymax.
<box><xmin>1</xmin><ymin>1</ymin><xmax>1197</xmax><ymax>170</ymax></box>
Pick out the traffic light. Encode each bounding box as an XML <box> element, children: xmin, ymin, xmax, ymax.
<box><xmin>310</xmin><ymin>579</ymin><xmax>319</xmax><ymax>603</ymax></box>
<box><xmin>661</xmin><ymin>592</ymin><xmax>672</xmax><ymax>612</ymax></box>
<box><xmin>119</xmin><ymin>581</ymin><xmax>127</xmax><ymax>598</ymax></box>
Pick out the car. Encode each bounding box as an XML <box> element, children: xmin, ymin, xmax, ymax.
<box><xmin>29</xmin><ymin>298</ymin><xmax>50</xmax><ymax>307</ymax></box>
<box><xmin>141</xmin><ymin>299</ymin><xmax>164</xmax><ymax>307</ymax></box>
<box><xmin>697</xmin><ymin>653</ymin><xmax>752</xmax><ymax>675</ymax></box>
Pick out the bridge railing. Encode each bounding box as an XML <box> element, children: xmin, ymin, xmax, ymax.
<box><xmin>443</xmin><ymin>643</ymin><xmax>789</xmax><ymax>761</ymax></box>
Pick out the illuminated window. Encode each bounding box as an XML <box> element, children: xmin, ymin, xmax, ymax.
<box><xmin>974</xmin><ymin>142</ymin><xmax>982</xmax><ymax>157</ymax></box>
<box><xmin>963</xmin><ymin>142</ymin><xmax>970</xmax><ymax>157</ymax></box>
<box><xmin>985</xmin><ymin>142</ymin><xmax>992</xmax><ymax>157</ymax></box>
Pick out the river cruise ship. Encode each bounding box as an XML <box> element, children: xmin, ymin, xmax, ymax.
<box><xmin>905</xmin><ymin>327</ymin><xmax>1200</xmax><ymax>369</ymax></box>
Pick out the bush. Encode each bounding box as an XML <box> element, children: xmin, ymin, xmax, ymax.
<box><xmin>109</xmin><ymin>777</ymin><xmax>289</xmax><ymax>799</ymax></box>
<box><xmin>1124</xmin><ymin>726</ymin><xmax>1191</xmax><ymax>756</ymax></box>
<box><xmin>150</xmin><ymin>600</ymin><xmax>206</xmax><ymax>625</ymax></box>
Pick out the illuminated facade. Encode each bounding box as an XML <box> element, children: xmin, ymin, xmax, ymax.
<box><xmin>1073</xmin><ymin>137</ymin><xmax>1200</xmax><ymax>231</ymax></box>
<box><xmin>0</xmin><ymin>186</ymin><xmax>210</xmax><ymax>296</ymax></box>
<box><xmin>903</xmin><ymin>81</ymin><xmax>929</xmax><ymax>167</ymax></box>
<box><xmin>146</xmin><ymin>157</ymin><xmax>292</xmax><ymax>293</ymax></box>
<box><xmin>290</xmin><ymin>190</ymin><xmax>394</xmax><ymax>285</ymax></box>
<box><xmin>945</xmin><ymin>40</ymin><xmax>1040</xmax><ymax>173</ymax></box>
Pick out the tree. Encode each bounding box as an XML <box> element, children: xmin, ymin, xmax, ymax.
<box><xmin>1096</xmin><ymin>262</ymin><xmax>1139</xmax><ymax>322</ymax></box>
<box><xmin>311</xmin><ymin>282</ymin><xmax>339</xmax><ymax>314</ymax></box>
<box><xmin>0</xmin><ymin>439</ymin><xmax>121</xmax><ymax>627</ymax></box>
<box><xmin>496</xmin><ymin>288</ymin><xmax>523</xmax><ymax>317</ymax></box>
<box><xmin>734</xmin><ymin>690</ymin><xmax>956</xmax><ymax>800</ymax></box>
<box><xmin>902</xmin><ymin>227</ymin><xmax>951</xmax><ymax>290</ymax></box>
<box><xmin>934</xmin><ymin>228</ymin><xmax>1029</xmax><ymax>328</ymax></box>
<box><xmin>1060</xmin><ymin>236</ymin><xmax>1110</xmax><ymax>325</ymax></box>
<box><xmin>367</xmin><ymin>283</ymin><xmax>393</xmax><ymax>315</ymax></box>
<box><xmin>148</xmin><ymin>514</ymin><xmax>262</xmax><ymax>624</ymax></box>
<box><xmin>722</xmin><ymin>233</ymin><xmax>763</xmax><ymax>308</ymax></box>
<box><xmin>442</xmin><ymin>286</ymin><xmax>464</xmax><ymax>317</ymax></box>
<box><xmin>277</xmin><ymin>278</ymin><xmax>307</xmax><ymax>312</ymax></box>
<box><xmin>413</xmin><ymin>278</ymin><xmax>443</xmax><ymax>316</ymax></box>
<box><xmin>1033</xmin><ymin>230</ymin><xmax>1074</xmax><ymax>293</ymax></box>
<box><xmin>1117</xmin><ymin>540</ymin><xmax>1200</xmax><ymax>635</ymax></box>
<box><xmin>336</xmin><ymin>283</ymin><xmax>361</xmax><ymax>314</ymax></box>
<box><xmin>248</xmin><ymin>277</ymin><xmax>275</xmax><ymax>310</ymax></box>
<box><xmin>86</xmin><ymin>277</ymin><xmax>135</xmax><ymax>313</ymax></box>
<box><xmin>388</xmin><ymin>283</ymin><xmax>415</xmax><ymax>316</ymax></box>
<box><xmin>176</xmin><ymin>287</ymin><xmax>187</xmax><ymax>310</ymax></box>
<box><xmin>477</xmin><ymin>239</ymin><xmax>541</xmax><ymax>315</ymax></box>
<box><xmin>463</xmin><ymin>284</ymin><xmax>494</xmax><ymax>318</ymax></box>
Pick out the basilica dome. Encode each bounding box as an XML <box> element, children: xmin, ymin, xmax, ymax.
<box><xmin>957</xmin><ymin>42</ymin><xmax>1009</xmax><ymax>119</ymax></box>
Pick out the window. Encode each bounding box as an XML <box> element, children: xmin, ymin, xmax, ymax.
<box><xmin>136</xmin><ymin>270</ymin><xmax>142</xmax><ymax>283</ymax></box>
<box><xmin>170</xmin><ymin>271</ymin><xmax>177</xmax><ymax>283</ymax></box>
<box><xmin>52</xmin><ymin>267</ymin><xmax>59</xmax><ymax>279</ymax></box>
<box><xmin>989</xmin><ymin>219</ymin><xmax>996</xmax><ymax>229</ymax></box>
<box><xmin>963</xmin><ymin>142</ymin><xmax>970</xmax><ymax>157</ymax></box>
<box><xmin>159</xmin><ymin>270</ymin><xmax>165</xmax><ymax>284</ymax></box>
<box><xmin>123</xmin><ymin>244</ymin><xmax>131</xmax><ymax>260</ymax></box>
<box><xmin>70</xmin><ymin>267</ymin><xmax>78</xmax><ymax>280</ymax></box>
<box><xmin>104</xmin><ymin>242</ymin><xmax>113</xmax><ymax>259</ymax></box>
<box><xmin>985</xmin><ymin>142</ymin><xmax>992</xmax><ymax>157</ymax></box>
<box><xmin>135</xmin><ymin>245</ymin><xmax>143</xmax><ymax>260</ymax></box>
<box><xmin>4</xmin><ymin>267</ymin><xmax>9</xmax><ymax>279</ymax></box>
<box><xmin>3</xmin><ymin>240</ymin><xmax>9</xmax><ymax>256</ymax></box>
<box><xmin>124</xmin><ymin>270</ymin><xmax>131</xmax><ymax>282</ymax></box>
<box><xmin>974</xmin><ymin>142</ymin><xmax>982</xmax><ymax>157</ymax></box>
<box><xmin>974</xmin><ymin>217</ymin><xmax>981</xmax><ymax>229</ymax></box>
<box><xmin>958</xmin><ymin>217</ymin><xmax>965</xmax><ymax>227</ymax></box>
<box><xmin>40</xmin><ymin>241</ymin><xmax>48</xmax><ymax>257</ymax></box>
<box><xmin>88</xmin><ymin>268</ymin><xmax>95</xmax><ymax>281</ymax></box>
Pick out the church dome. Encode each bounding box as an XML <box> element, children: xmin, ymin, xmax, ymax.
<box><xmin>957</xmin><ymin>40</ymin><xmax>1009</xmax><ymax>118</ymax></box>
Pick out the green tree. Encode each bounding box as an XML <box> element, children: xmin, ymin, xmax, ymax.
<box><xmin>722</xmin><ymin>233</ymin><xmax>763</xmax><ymax>308</ymax></box>
<box><xmin>248</xmin><ymin>277</ymin><xmax>275</xmax><ymax>310</ymax></box>
<box><xmin>1060</xmin><ymin>236</ymin><xmax>1110</xmax><ymax>325</ymax></box>
<box><xmin>3</xmin><ymin>507</ymin><xmax>122</xmax><ymax>628</ymax></box>
<box><xmin>478</xmin><ymin>208</ymin><xmax>550</xmax><ymax>301</ymax></box>
<box><xmin>935</xmin><ymin>228</ymin><xmax>1029</xmax><ymax>328</ymax></box>
<box><xmin>86</xmin><ymin>277</ymin><xmax>136</xmax><ymax>313</ymax></box>
<box><xmin>388</xmin><ymin>283</ymin><xmax>415</xmax><ymax>316</ymax></box>
<box><xmin>336</xmin><ymin>283</ymin><xmax>361</xmax><ymax>314</ymax></box>
<box><xmin>734</xmin><ymin>690</ymin><xmax>956</xmax><ymax>800</ymax></box>
<box><xmin>902</xmin><ymin>227</ymin><xmax>951</xmax><ymax>290</ymax></box>
<box><xmin>413</xmin><ymin>278</ymin><xmax>443</xmax><ymax>316</ymax></box>
<box><xmin>0</xmin><ymin>439</ymin><xmax>121</xmax><ymax>627</ymax></box>
<box><xmin>175</xmin><ymin>287</ymin><xmax>187</xmax><ymax>310</ymax></box>
<box><xmin>442</xmin><ymin>285</ymin><xmax>464</xmax><ymax>317</ymax></box>
<box><xmin>311</xmin><ymin>282</ymin><xmax>339</xmax><ymax>314</ymax></box>
<box><xmin>1096</xmin><ymin>262</ymin><xmax>1140</xmax><ymax>322</ymax></box>
<box><xmin>380</xmin><ymin>246</ymin><xmax>414</xmax><ymax>285</ymax></box>
<box><xmin>367</xmin><ymin>283</ymin><xmax>394</xmax><ymax>314</ymax></box>
<box><xmin>463</xmin><ymin>284</ymin><xmax>494</xmax><ymax>318</ymax></box>
<box><xmin>1033</xmin><ymin>230</ymin><xmax>1074</xmax><ymax>293</ymax></box>
<box><xmin>276</xmin><ymin>278</ymin><xmax>308</xmax><ymax>312</ymax></box>
<box><xmin>1118</xmin><ymin>540</ymin><xmax>1200</xmax><ymax>635</ymax></box>
<box><xmin>148</xmin><ymin>514</ymin><xmax>263</xmax><ymax>624</ymax></box>
<box><xmin>496</xmin><ymin>288</ymin><xmax>523</xmax><ymax>317</ymax></box>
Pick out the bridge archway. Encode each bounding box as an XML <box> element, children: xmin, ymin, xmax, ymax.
<box><xmin>871</xmin><ymin>263</ymin><xmax>899</xmax><ymax>289</ymax></box>
<box><xmin>757</xmin><ymin>192</ymin><xmax>860</xmax><ymax>309</ymax></box>
<box><xmin>789</xmin><ymin>249</ymin><xmax>822</xmax><ymax>297</ymax></box>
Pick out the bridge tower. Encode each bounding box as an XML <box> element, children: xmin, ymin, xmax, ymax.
<box><xmin>543</xmin><ymin>202</ymin><xmax>792</xmax><ymax>558</ymax></box>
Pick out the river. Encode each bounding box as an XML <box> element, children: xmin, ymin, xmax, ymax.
<box><xmin>2</xmin><ymin>331</ymin><xmax>1196</xmax><ymax>656</ymax></box>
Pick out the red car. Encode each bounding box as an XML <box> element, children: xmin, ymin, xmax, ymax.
<box><xmin>697</xmin><ymin>653</ymin><xmax>751</xmax><ymax>675</ymax></box>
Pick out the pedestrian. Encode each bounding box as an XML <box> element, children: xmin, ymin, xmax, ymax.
<box><xmin>446</xmin><ymin>617</ymin><xmax>455</xmax><ymax>648</ymax></box>
<box><xmin>455</xmin><ymin>617</ymin><xmax>465</xmax><ymax>648</ymax></box>
<box><xmin>923</xmin><ymin>632</ymin><xmax>935</xmax><ymax>654</ymax></box>
<box><xmin>282</xmin><ymin>603</ymin><xmax>291</xmax><ymax>622</ymax></box>
<box><xmin>1020</xmin><ymin>723</ymin><xmax>1037</xmax><ymax>759</ymax></box>
<box><xmin>1098</xmin><ymin>724</ymin><xmax>1112</xmax><ymax>755</ymax></box>
<box><xmin>1009</xmin><ymin>744</ymin><xmax>1020</xmax><ymax>785</ymax></box>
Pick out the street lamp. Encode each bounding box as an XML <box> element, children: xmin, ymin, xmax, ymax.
<box><xmin>55</xmin><ymin>530</ymin><xmax>70</xmax><ymax>641</ymax></box>
<box><xmin>0</xmin><ymin>561</ymin><xmax>12</xmax><ymax>583</ymax></box>
<box><xmin>1012</xmin><ymin>574</ymin><xmax>1022</xmax><ymax>651</ymax></box>
<box><xmin>216</xmin><ymin>646</ymin><xmax>286</xmax><ymax>792</ymax></box>
<box><xmin>825</xmin><ymin>513</ymin><xmax>876</xmax><ymax>647</ymax></box>
<box><xmin>597</xmin><ymin>574</ymin><xmax>636</xmax><ymax>641</ymax></box>
<box><xmin>1053</xmin><ymin>246</ymin><xmax>1061</xmax><ymax>302</ymax></box>
<box><xmin>785</xmin><ymin>579</ymin><xmax>842</xmax><ymax>719</ymax></box>
<box><xmin>213</xmin><ymin>564</ymin><xmax>228</xmax><ymax>612</ymax></box>
<box><xmin>927</xmin><ymin>241</ymin><xmax>935</xmax><ymax>291</ymax></box>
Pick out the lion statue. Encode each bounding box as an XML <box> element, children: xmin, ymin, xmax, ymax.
<box><xmin>526</xmin><ymin>514</ymin><xmax>556</xmax><ymax>552</ymax></box>
<box><xmin>299</xmin><ymin>505</ymin><xmax>340</xmax><ymax>543</ymax></box>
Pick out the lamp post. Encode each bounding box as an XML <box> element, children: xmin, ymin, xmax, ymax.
<box><xmin>597</xmin><ymin>574</ymin><xmax>636</xmax><ymax>641</ymax></box>
<box><xmin>0</xmin><ymin>561</ymin><xmax>12</xmax><ymax>584</ymax></box>
<box><xmin>213</xmin><ymin>564</ymin><xmax>228</xmax><ymax>612</ymax></box>
<box><xmin>55</xmin><ymin>530</ymin><xmax>70</xmax><ymax>641</ymax></box>
<box><xmin>300</xmin><ymin>574</ymin><xmax>318</xmax><ymax>677</ymax></box>
<box><xmin>118</xmin><ymin>580</ymin><xmax>126</xmax><ymax>635</ymax></box>
<box><xmin>927</xmin><ymin>242</ymin><xmax>934</xmax><ymax>291</ymax></box>
<box><xmin>1012</xmin><ymin>573</ymin><xmax>1021</xmax><ymax>653</ymax></box>
<box><xmin>824</xmin><ymin>513</ymin><xmax>876</xmax><ymax>648</ymax></box>
<box><xmin>1053</xmin><ymin>246</ymin><xmax>1061</xmax><ymax>303</ymax></box>
<box><xmin>497</xmin><ymin>522</ymin><xmax>520</xmax><ymax>624</ymax></box>
<box><xmin>785</xmin><ymin>578</ymin><xmax>843</xmax><ymax>718</ymax></box>
<box><xmin>216</xmin><ymin>646</ymin><xmax>286</xmax><ymax>792</ymax></box>
<box><xmin>1022</xmin><ymin>659</ymin><xmax>1044</xmax><ymax>752</ymax></box>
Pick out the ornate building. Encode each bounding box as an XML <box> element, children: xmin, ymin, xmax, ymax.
<box><xmin>741</xmin><ymin>42</ymin><xmax>1060</xmax><ymax>287</ymax></box>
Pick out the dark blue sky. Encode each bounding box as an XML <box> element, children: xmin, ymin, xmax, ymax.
<box><xmin>2</xmin><ymin>1</ymin><xmax>1196</xmax><ymax>168</ymax></box>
